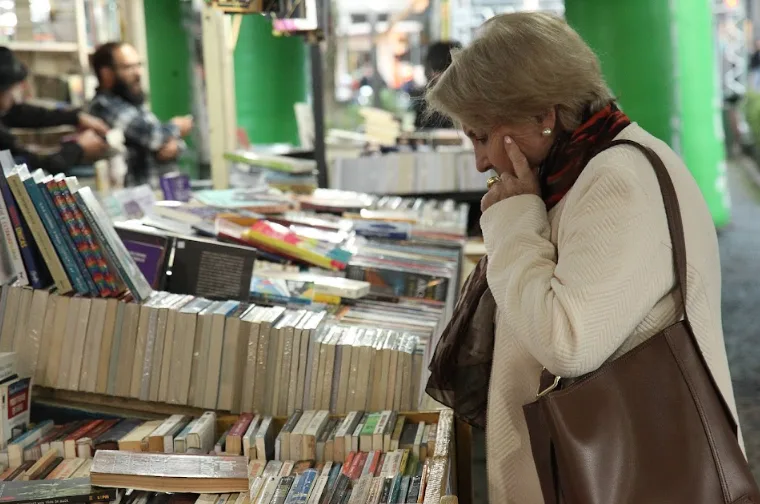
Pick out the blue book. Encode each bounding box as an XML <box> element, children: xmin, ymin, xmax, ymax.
<box><xmin>17</xmin><ymin>167</ymin><xmax>89</xmax><ymax>295</ymax></box>
<box><xmin>284</xmin><ymin>469</ymin><xmax>318</xmax><ymax>503</ymax></box>
<box><xmin>352</xmin><ymin>220</ymin><xmax>412</xmax><ymax>240</ymax></box>
<box><xmin>0</xmin><ymin>153</ymin><xmax>51</xmax><ymax>288</ymax></box>
<box><xmin>32</xmin><ymin>171</ymin><xmax>98</xmax><ymax>296</ymax></box>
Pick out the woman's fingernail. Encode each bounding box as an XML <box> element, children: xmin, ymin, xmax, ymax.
<box><xmin>505</xmin><ymin>136</ymin><xmax>513</xmax><ymax>145</ymax></box>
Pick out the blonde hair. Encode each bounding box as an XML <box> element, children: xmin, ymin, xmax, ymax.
<box><xmin>426</xmin><ymin>12</ymin><xmax>614</xmax><ymax>132</ymax></box>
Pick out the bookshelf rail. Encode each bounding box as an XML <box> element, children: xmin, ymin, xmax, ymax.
<box><xmin>33</xmin><ymin>386</ymin><xmax>474</xmax><ymax>504</ymax></box>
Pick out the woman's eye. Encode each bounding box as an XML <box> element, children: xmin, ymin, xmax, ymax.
<box><xmin>476</xmin><ymin>136</ymin><xmax>488</xmax><ymax>144</ymax></box>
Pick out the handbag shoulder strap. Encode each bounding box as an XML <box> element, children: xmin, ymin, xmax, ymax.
<box><xmin>577</xmin><ymin>139</ymin><xmax>738</xmax><ymax>435</ymax></box>
<box><xmin>537</xmin><ymin>138</ymin><xmax>692</xmax><ymax>395</ymax></box>
<box><xmin>603</xmin><ymin>139</ymin><xmax>689</xmax><ymax>322</ymax></box>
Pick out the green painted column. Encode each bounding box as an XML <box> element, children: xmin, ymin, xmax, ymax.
<box><xmin>234</xmin><ymin>15</ymin><xmax>307</xmax><ymax>146</ymax></box>
<box><xmin>142</xmin><ymin>0</ymin><xmax>198</xmax><ymax>177</ymax></box>
<box><xmin>673</xmin><ymin>2</ymin><xmax>731</xmax><ymax>227</ymax></box>
<box><xmin>143</xmin><ymin>0</ymin><xmax>192</xmax><ymax>121</ymax></box>
<box><xmin>565</xmin><ymin>0</ymin><xmax>731</xmax><ymax>227</ymax></box>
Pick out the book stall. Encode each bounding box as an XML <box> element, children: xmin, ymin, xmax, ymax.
<box><xmin>0</xmin><ymin>142</ymin><xmax>473</xmax><ymax>504</ymax></box>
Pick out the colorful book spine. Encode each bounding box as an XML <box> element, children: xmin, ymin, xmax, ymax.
<box><xmin>47</xmin><ymin>177</ymin><xmax>117</xmax><ymax>296</ymax></box>
<box><xmin>33</xmin><ymin>177</ymin><xmax>97</xmax><ymax>296</ymax></box>
<box><xmin>243</xmin><ymin>221</ymin><xmax>347</xmax><ymax>271</ymax></box>
<box><xmin>5</xmin><ymin>169</ymin><xmax>72</xmax><ymax>294</ymax></box>
<box><xmin>0</xmin><ymin>173</ymin><xmax>50</xmax><ymax>288</ymax></box>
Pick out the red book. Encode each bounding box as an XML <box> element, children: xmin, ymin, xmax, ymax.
<box><xmin>342</xmin><ymin>452</ymin><xmax>356</xmax><ymax>474</ymax></box>
<box><xmin>225</xmin><ymin>413</ymin><xmax>254</xmax><ymax>455</ymax></box>
<box><xmin>347</xmin><ymin>451</ymin><xmax>368</xmax><ymax>480</ymax></box>
<box><xmin>73</xmin><ymin>419</ymin><xmax>119</xmax><ymax>458</ymax></box>
<box><xmin>228</xmin><ymin>413</ymin><xmax>254</xmax><ymax>438</ymax></box>
<box><xmin>63</xmin><ymin>420</ymin><xmax>103</xmax><ymax>458</ymax></box>
<box><xmin>367</xmin><ymin>450</ymin><xmax>383</xmax><ymax>477</ymax></box>
<box><xmin>374</xmin><ymin>453</ymin><xmax>386</xmax><ymax>476</ymax></box>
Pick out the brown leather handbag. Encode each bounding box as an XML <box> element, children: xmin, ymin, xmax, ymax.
<box><xmin>523</xmin><ymin>139</ymin><xmax>760</xmax><ymax>504</ymax></box>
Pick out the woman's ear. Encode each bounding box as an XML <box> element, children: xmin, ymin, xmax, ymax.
<box><xmin>538</xmin><ymin>107</ymin><xmax>557</xmax><ymax>131</ymax></box>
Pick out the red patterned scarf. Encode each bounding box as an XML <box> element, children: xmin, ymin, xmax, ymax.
<box><xmin>426</xmin><ymin>103</ymin><xmax>631</xmax><ymax>428</ymax></box>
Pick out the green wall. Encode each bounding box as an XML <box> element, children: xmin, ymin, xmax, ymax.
<box><xmin>565</xmin><ymin>0</ymin><xmax>731</xmax><ymax>226</ymax></box>
<box><xmin>143</xmin><ymin>0</ymin><xmax>192</xmax><ymax>121</ymax></box>
<box><xmin>234</xmin><ymin>15</ymin><xmax>307</xmax><ymax>146</ymax></box>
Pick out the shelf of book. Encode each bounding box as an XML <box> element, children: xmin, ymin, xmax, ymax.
<box><xmin>33</xmin><ymin>386</ymin><xmax>474</xmax><ymax>504</ymax></box>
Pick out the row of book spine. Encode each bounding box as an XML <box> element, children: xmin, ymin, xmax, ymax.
<box><xmin>0</xmin><ymin>150</ymin><xmax>151</xmax><ymax>301</ymax></box>
<box><xmin>0</xmin><ymin>283</ymin><xmax>425</xmax><ymax>416</ymax></box>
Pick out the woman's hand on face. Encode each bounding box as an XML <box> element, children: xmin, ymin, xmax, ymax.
<box><xmin>481</xmin><ymin>136</ymin><xmax>540</xmax><ymax>212</ymax></box>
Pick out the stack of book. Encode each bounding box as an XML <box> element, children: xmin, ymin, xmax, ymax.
<box><xmin>330</xmin><ymin>150</ymin><xmax>491</xmax><ymax>195</ymax></box>
<box><xmin>0</xmin><ymin>150</ymin><xmax>152</xmax><ymax>302</ymax></box>
<box><xmin>224</xmin><ymin>151</ymin><xmax>319</xmax><ymax>195</ymax></box>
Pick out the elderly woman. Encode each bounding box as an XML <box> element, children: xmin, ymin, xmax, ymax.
<box><xmin>426</xmin><ymin>12</ymin><xmax>743</xmax><ymax>503</ymax></box>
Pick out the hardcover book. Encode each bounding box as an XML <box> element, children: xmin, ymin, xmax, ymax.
<box><xmin>114</xmin><ymin>224</ymin><xmax>173</xmax><ymax>291</ymax></box>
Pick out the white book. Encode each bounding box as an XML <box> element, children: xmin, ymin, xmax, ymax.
<box><xmin>67</xmin><ymin>297</ymin><xmax>92</xmax><ymax>390</ymax></box>
<box><xmin>152</xmin><ymin>414</ymin><xmax>187</xmax><ymax>439</ymax></box>
<box><xmin>0</xmin><ymin>373</ymin><xmax>28</xmax><ymax>450</ymax></box>
<box><xmin>306</xmin><ymin>472</ymin><xmax>330</xmax><ymax>504</ymax></box>
<box><xmin>278</xmin><ymin>461</ymin><xmax>295</xmax><ymax>478</ymax></box>
<box><xmin>187</xmin><ymin>411</ymin><xmax>216</xmax><ymax>453</ymax></box>
<box><xmin>204</xmin><ymin>300</ymin><xmax>239</xmax><ymax>409</ymax></box>
<box><xmin>289</xmin><ymin>410</ymin><xmax>315</xmax><ymax>461</ymax></box>
<box><xmin>242</xmin><ymin>415</ymin><xmax>261</xmax><ymax>459</ymax></box>
<box><xmin>0</xmin><ymin>186</ymin><xmax>27</xmax><ymax>287</ymax></box>
<box><xmin>302</xmin><ymin>410</ymin><xmax>329</xmax><ymax>460</ymax></box>
<box><xmin>379</xmin><ymin>450</ymin><xmax>403</xmax><ymax>478</ymax></box>
<box><xmin>163</xmin><ymin>417</ymin><xmax>190</xmax><ymax>454</ymax></box>
<box><xmin>254</xmin><ymin>416</ymin><xmax>274</xmax><ymax>461</ymax></box>
<box><xmin>0</xmin><ymin>353</ymin><xmax>16</xmax><ymax>384</ymax></box>
<box><xmin>173</xmin><ymin>418</ymin><xmax>197</xmax><ymax>454</ymax></box>
<box><xmin>255</xmin><ymin>477</ymin><xmax>279</xmax><ymax>504</ymax></box>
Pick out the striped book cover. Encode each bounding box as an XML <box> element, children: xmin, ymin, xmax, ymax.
<box><xmin>47</xmin><ymin>175</ymin><xmax>118</xmax><ymax>296</ymax></box>
<box><xmin>32</xmin><ymin>171</ymin><xmax>98</xmax><ymax>296</ymax></box>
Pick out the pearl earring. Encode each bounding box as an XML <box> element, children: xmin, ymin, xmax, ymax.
<box><xmin>542</xmin><ymin>128</ymin><xmax>552</xmax><ymax>136</ymax></box>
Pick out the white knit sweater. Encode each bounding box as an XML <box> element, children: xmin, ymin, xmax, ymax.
<box><xmin>481</xmin><ymin>124</ymin><xmax>741</xmax><ymax>503</ymax></box>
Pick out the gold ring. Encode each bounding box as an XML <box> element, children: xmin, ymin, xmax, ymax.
<box><xmin>487</xmin><ymin>176</ymin><xmax>501</xmax><ymax>189</ymax></box>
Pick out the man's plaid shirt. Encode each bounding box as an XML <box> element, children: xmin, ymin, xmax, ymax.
<box><xmin>88</xmin><ymin>91</ymin><xmax>183</xmax><ymax>186</ymax></box>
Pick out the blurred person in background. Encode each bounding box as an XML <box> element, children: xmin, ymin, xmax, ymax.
<box><xmin>88</xmin><ymin>42</ymin><xmax>194</xmax><ymax>186</ymax></box>
<box><xmin>749</xmin><ymin>39</ymin><xmax>760</xmax><ymax>90</ymax></box>
<box><xmin>0</xmin><ymin>46</ymin><xmax>110</xmax><ymax>173</ymax></box>
<box><xmin>426</xmin><ymin>12</ymin><xmax>742</xmax><ymax>502</ymax></box>
<box><xmin>410</xmin><ymin>40</ymin><xmax>461</xmax><ymax>129</ymax></box>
